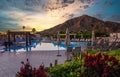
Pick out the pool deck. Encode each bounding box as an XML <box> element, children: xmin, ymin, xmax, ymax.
<box><xmin>0</xmin><ymin>50</ymin><xmax>67</xmax><ymax>77</ymax></box>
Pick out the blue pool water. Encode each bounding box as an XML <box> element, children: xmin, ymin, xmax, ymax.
<box><xmin>2</xmin><ymin>40</ymin><xmax>87</xmax><ymax>52</ymax></box>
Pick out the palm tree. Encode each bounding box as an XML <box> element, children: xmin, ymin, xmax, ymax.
<box><xmin>22</xmin><ymin>26</ymin><xmax>25</xmax><ymax>31</ymax></box>
<box><xmin>32</xmin><ymin>28</ymin><xmax>36</xmax><ymax>34</ymax></box>
<box><xmin>6</xmin><ymin>29</ymin><xmax>10</xmax><ymax>34</ymax></box>
<box><xmin>0</xmin><ymin>32</ymin><xmax>1</xmax><ymax>35</ymax></box>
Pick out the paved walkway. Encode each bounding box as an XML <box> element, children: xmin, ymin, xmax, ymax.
<box><xmin>0</xmin><ymin>50</ymin><xmax>66</xmax><ymax>77</ymax></box>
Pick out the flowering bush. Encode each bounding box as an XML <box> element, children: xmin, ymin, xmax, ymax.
<box><xmin>83</xmin><ymin>53</ymin><xmax>120</xmax><ymax>77</ymax></box>
<box><xmin>16</xmin><ymin>59</ymin><xmax>48</xmax><ymax>77</ymax></box>
<box><xmin>16</xmin><ymin>51</ymin><xmax>120</xmax><ymax>77</ymax></box>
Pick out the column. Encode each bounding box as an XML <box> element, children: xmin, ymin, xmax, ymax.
<box><xmin>29</xmin><ymin>33</ymin><xmax>31</xmax><ymax>45</ymax></box>
<box><xmin>8</xmin><ymin>33</ymin><xmax>10</xmax><ymax>51</ymax></box>
<box><xmin>26</xmin><ymin>32</ymin><xmax>28</xmax><ymax>46</ymax></box>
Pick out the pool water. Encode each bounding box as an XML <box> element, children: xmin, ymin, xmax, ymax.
<box><xmin>2</xmin><ymin>40</ymin><xmax>87</xmax><ymax>52</ymax></box>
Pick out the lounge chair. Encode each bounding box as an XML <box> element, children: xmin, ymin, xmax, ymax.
<box><xmin>72</xmin><ymin>46</ymin><xmax>81</xmax><ymax>57</ymax></box>
<box><xmin>66</xmin><ymin>46</ymin><xmax>73</xmax><ymax>61</ymax></box>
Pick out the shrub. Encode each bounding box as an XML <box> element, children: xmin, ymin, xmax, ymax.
<box><xmin>49</xmin><ymin>59</ymin><xmax>82</xmax><ymax>77</ymax></box>
<box><xmin>83</xmin><ymin>53</ymin><xmax>120</xmax><ymax>77</ymax></box>
<box><xmin>16</xmin><ymin>59</ymin><xmax>48</xmax><ymax>77</ymax></box>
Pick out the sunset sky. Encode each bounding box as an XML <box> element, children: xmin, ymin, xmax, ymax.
<box><xmin>0</xmin><ymin>0</ymin><xmax>120</xmax><ymax>32</ymax></box>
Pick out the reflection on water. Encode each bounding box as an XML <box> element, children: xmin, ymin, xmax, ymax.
<box><xmin>3</xmin><ymin>40</ymin><xmax>86</xmax><ymax>52</ymax></box>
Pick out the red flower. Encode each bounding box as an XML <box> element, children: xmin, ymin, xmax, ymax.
<box><xmin>95</xmin><ymin>53</ymin><xmax>102</xmax><ymax>59</ymax></box>
<box><xmin>84</xmin><ymin>53</ymin><xmax>119</xmax><ymax>77</ymax></box>
<box><xmin>17</xmin><ymin>59</ymin><xmax>48</xmax><ymax>77</ymax></box>
<box><xmin>103</xmin><ymin>54</ymin><xmax>108</xmax><ymax>60</ymax></box>
<box><xmin>93</xmin><ymin>61</ymin><xmax>98</xmax><ymax>68</ymax></box>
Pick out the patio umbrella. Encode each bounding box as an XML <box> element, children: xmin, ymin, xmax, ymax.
<box><xmin>91</xmin><ymin>30</ymin><xmax>95</xmax><ymax>50</ymax></box>
<box><xmin>65</xmin><ymin>28</ymin><xmax>70</xmax><ymax>47</ymax></box>
<box><xmin>65</xmin><ymin>28</ymin><xmax>71</xmax><ymax>61</ymax></box>
<box><xmin>56</xmin><ymin>31</ymin><xmax>61</xmax><ymax>56</ymax></box>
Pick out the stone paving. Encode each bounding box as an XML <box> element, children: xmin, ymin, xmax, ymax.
<box><xmin>0</xmin><ymin>50</ymin><xmax>66</xmax><ymax>77</ymax></box>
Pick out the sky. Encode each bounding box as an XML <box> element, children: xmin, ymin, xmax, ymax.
<box><xmin>0</xmin><ymin>0</ymin><xmax>120</xmax><ymax>32</ymax></box>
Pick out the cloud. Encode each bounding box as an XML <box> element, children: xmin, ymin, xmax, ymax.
<box><xmin>45</xmin><ymin>0</ymin><xmax>96</xmax><ymax>18</ymax></box>
<box><xmin>103</xmin><ymin>0</ymin><xmax>114</xmax><ymax>6</ymax></box>
<box><xmin>107</xmin><ymin>15</ymin><xmax>120</xmax><ymax>23</ymax></box>
<box><xmin>93</xmin><ymin>13</ymin><xmax>104</xmax><ymax>20</ymax></box>
<box><xmin>0</xmin><ymin>0</ymin><xmax>96</xmax><ymax>32</ymax></box>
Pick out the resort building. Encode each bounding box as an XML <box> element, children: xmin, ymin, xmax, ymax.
<box><xmin>110</xmin><ymin>33</ymin><xmax>120</xmax><ymax>38</ymax></box>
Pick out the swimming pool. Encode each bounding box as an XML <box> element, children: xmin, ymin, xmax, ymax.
<box><xmin>2</xmin><ymin>40</ymin><xmax>87</xmax><ymax>52</ymax></box>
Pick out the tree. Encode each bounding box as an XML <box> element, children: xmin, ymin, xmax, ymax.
<box><xmin>60</xmin><ymin>30</ymin><xmax>65</xmax><ymax>34</ymax></box>
<box><xmin>95</xmin><ymin>30</ymin><xmax>109</xmax><ymax>37</ymax></box>
<box><xmin>32</xmin><ymin>28</ymin><xmax>36</xmax><ymax>34</ymax></box>
<box><xmin>22</xmin><ymin>26</ymin><xmax>25</xmax><ymax>31</ymax></box>
<box><xmin>6</xmin><ymin>29</ymin><xmax>10</xmax><ymax>34</ymax></box>
<box><xmin>76</xmin><ymin>31</ymin><xmax>83</xmax><ymax>39</ymax></box>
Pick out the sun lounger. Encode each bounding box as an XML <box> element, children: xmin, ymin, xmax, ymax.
<box><xmin>66</xmin><ymin>46</ymin><xmax>73</xmax><ymax>61</ymax></box>
<box><xmin>72</xmin><ymin>46</ymin><xmax>81</xmax><ymax>57</ymax></box>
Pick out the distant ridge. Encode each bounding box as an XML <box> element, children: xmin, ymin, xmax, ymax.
<box><xmin>40</xmin><ymin>15</ymin><xmax>120</xmax><ymax>35</ymax></box>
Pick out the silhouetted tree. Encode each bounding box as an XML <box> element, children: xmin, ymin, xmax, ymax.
<box><xmin>32</xmin><ymin>28</ymin><xmax>36</xmax><ymax>34</ymax></box>
<box><xmin>22</xmin><ymin>26</ymin><xmax>25</xmax><ymax>31</ymax></box>
<box><xmin>6</xmin><ymin>29</ymin><xmax>10</xmax><ymax>34</ymax></box>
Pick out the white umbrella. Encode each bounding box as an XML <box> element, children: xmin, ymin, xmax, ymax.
<box><xmin>65</xmin><ymin>28</ymin><xmax>70</xmax><ymax>47</ymax></box>
<box><xmin>91</xmin><ymin>30</ymin><xmax>95</xmax><ymax>50</ymax></box>
<box><xmin>56</xmin><ymin>31</ymin><xmax>61</xmax><ymax>56</ymax></box>
<box><xmin>65</xmin><ymin>28</ymin><xmax>71</xmax><ymax>61</ymax></box>
<box><xmin>57</xmin><ymin>31</ymin><xmax>61</xmax><ymax>45</ymax></box>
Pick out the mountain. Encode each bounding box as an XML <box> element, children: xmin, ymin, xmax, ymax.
<box><xmin>40</xmin><ymin>15</ymin><xmax>120</xmax><ymax>35</ymax></box>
